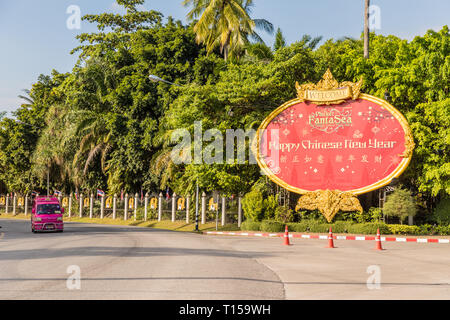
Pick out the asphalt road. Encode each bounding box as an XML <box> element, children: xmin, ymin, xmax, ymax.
<box><xmin>0</xmin><ymin>219</ymin><xmax>449</xmax><ymax>300</ymax></box>
<box><xmin>0</xmin><ymin>219</ymin><xmax>284</xmax><ymax>300</ymax></box>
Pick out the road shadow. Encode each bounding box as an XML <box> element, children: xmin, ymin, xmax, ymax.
<box><xmin>0</xmin><ymin>219</ymin><xmax>184</xmax><ymax>241</ymax></box>
<box><xmin>1</xmin><ymin>220</ymin><xmax>271</xmax><ymax>260</ymax></box>
<box><xmin>0</xmin><ymin>244</ymin><xmax>273</xmax><ymax>261</ymax></box>
<box><xmin>0</xmin><ymin>276</ymin><xmax>447</xmax><ymax>288</ymax></box>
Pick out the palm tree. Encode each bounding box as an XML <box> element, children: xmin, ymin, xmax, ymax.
<box><xmin>241</xmin><ymin>1</ymin><xmax>273</xmax><ymax>45</ymax></box>
<box><xmin>244</xmin><ymin>42</ymin><xmax>273</xmax><ymax>62</ymax></box>
<box><xmin>149</xmin><ymin>126</ymin><xmax>186</xmax><ymax>191</ymax></box>
<box><xmin>299</xmin><ymin>34</ymin><xmax>323</xmax><ymax>50</ymax></box>
<box><xmin>364</xmin><ymin>0</ymin><xmax>370</xmax><ymax>58</ymax></box>
<box><xmin>183</xmin><ymin>0</ymin><xmax>273</xmax><ymax>60</ymax></box>
<box><xmin>274</xmin><ymin>28</ymin><xmax>286</xmax><ymax>51</ymax></box>
<box><xmin>69</xmin><ymin>58</ymin><xmax>116</xmax><ymax>181</ymax></box>
<box><xmin>18</xmin><ymin>89</ymin><xmax>34</xmax><ymax>106</ymax></box>
<box><xmin>32</xmin><ymin>104</ymin><xmax>76</xmax><ymax>193</ymax></box>
<box><xmin>33</xmin><ymin>58</ymin><xmax>116</xmax><ymax>191</ymax></box>
<box><xmin>72</xmin><ymin>110</ymin><xmax>112</xmax><ymax>176</ymax></box>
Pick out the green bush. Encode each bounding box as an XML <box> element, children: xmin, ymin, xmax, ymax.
<box><xmin>260</xmin><ymin>220</ymin><xmax>285</xmax><ymax>232</ymax></box>
<box><xmin>336</xmin><ymin>211</ymin><xmax>359</xmax><ymax>222</ymax></box>
<box><xmin>298</xmin><ymin>208</ymin><xmax>383</xmax><ymax>224</ymax></box>
<box><xmin>332</xmin><ymin>221</ymin><xmax>353</xmax><ymax>233</ymax></box>
<box><xmin>347</xmin><ymin>222</ymin><xmax>389</xmax><ymax>235</ymax></box>
<box><xmin>149</xmin><ymin>209</ymin><xmax>158</xmax><ymax>220</ymax></box>
<box><xmin>308</xmin><ymin>221</ymin><xmax>331</xmax><ymax>233</ymax></box>
<box><xmin>242</xmin><ymin>178</ymin><xmax>282</xmax><ymax>222</ymax></box>
<box><xmin>285</xmin><ymin>221</ymin><xmax>350</xmax><ymax>233</ymax></box>
<box><xmin>433</xmin><ymin>197</ymin><xmax>450</xmax><ymax>225</ymax></box>
<box><xmin>298</xmin><ymin>209</ymin><xmax>326</xmax><ymax>222</ymax></box>
<box><xmin>383</xmin><ymin>188</ymin><xmax>417</xmax><ymax>224</ymax></box>
<box><xmin>275</xmin><ymin>206</ymin><xmax>295</xmax><ymax>223</ymax></box>
<box><xmin>418</xmin><ymin>224</ymin><xmax>434</xmax><ymax>235</ymax></box>
<box><xmin>133</xmin><ymin>207</ymin><xmax>158</xmax><ymax>220</ymax></box>
<box><xmin>263</xmin><ymin>195</ymin><xmax>278</xmax><ymax>220</ymax></box>
<box><xmin>368</xmin><ymin>207</ymin><xmax>383</xmax><ymax>222</ymax></box>
<box><xmin>242</xmin><ymin>219</ymin><xmax>449</xmax><ymax>235</ymax></box>
<box><xmin>417</xmin><ymin>224</ymin><xmax>448</xmax><ymax>235</ymax></box>
<box><xmin>387</xmin><ymin>224</ymin><xmax>421</xmax><ymax>235</ymax></box>
<box><xmin>434</xmin><ymin>225</ymin><xmax>450</xmax><ymax>235</ymax></box>
<box><xmin>287</xmin><ymin>221</ymin><xmax>309</xmax><ymax>232</ymax></box>
<box><xmin>240</xmin><ymin>220</ymin><xmax>261</xmax><ymax>231</ymax></box>
<box><xmin>242</xmin><ymin>189</ymin><xmax>264</xmax><ymax>222</ymax></box>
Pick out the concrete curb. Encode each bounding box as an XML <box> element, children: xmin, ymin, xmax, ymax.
<box><xmin>204</xmin><ymin>231</ymin><xmax>450</xmax><ymax>244</ymax></box>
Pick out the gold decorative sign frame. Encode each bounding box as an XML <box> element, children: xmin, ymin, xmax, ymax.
<box><xmin>253</xmin><ymin>69</ymin><xmax>415</xmax><ymax>222</ymax></box>
<box><xmin>295</xmin><ymin>69</ymin><xmax>363</xmax><ymax>105</ymax></box>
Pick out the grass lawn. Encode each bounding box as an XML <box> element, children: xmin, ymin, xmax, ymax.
<box><xmin>0</xmin><ymin>212</ymin><xmax>240</xmax><ymax>233</ymax></box>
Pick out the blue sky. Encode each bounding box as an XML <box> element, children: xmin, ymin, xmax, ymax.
<box><xmin>1</xmin><ymin>0</ymin><xmax>449</xmax><ymax>115</ymax></box>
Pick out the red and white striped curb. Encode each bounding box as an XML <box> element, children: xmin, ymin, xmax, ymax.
<box><xmin>204</xmin><ymin>231</ymin><xmax>450</xmax><ymax>244</ymax></box>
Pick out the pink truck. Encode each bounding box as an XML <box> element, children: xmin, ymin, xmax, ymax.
<box><xmin>31</xmin><ymin>196</ymin><xmax>64</xmax><ymax>233</ymax></box>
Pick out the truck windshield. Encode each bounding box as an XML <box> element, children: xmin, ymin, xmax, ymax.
<box><xmin>37</xmin><ymin>204</ymin><xmax>61</xmax><ymax>214</ymax></box>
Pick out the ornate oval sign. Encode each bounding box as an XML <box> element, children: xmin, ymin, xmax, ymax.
<box><xmin>256</xmin><ymin>94</ymin><xmax>413</xmax><ymax>195</ymax></box>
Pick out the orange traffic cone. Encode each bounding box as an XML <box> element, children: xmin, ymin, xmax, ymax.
<box><xmin>374</xmin><ymin>228</ymin><xmax>384</xmax><ymax>250</ymax></box>
<box><xmin>326</xmin><ymin>227</ymin><xmax>335</xmax><ymax>248</ymax></box>
<box><xmin>283</xmin><ymin>225</ymin><xmax>291</xmax><ymax>245</ymax></box>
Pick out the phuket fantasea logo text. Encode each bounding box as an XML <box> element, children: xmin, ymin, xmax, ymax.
<box><xmin>308</xmin><ymin>107</ymin><xmax>352</xmax><ymax>133</ymax></box>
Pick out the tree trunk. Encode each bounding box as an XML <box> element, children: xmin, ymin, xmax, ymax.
<box><xmin>222</xmin><ymin>32</ymin><xmax>231</xmax><ymax>61</ymax></box>
<box><xmin>223</xmin><ymin>46</ymin><xmax>229</xmax><ymax>61</ymax></box>
<box><xmin>364</xmin><ymin>0</ymin><xmax>370</xmax><ymax>59</ymax></box>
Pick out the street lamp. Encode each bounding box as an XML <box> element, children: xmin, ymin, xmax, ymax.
<box><xmin>149</xmin><ymin>74</ymin><xmax>199</xmax><ymax>231</ymax></box>
<box><xmin>195</xmin><ymin>179</ymin><xmax>199</xmax><ymax>232</ymax></box>
<box><xmin>14</xmin><ymin>119</ymin><xmax>34</xmax><ymax>127</ymax></box>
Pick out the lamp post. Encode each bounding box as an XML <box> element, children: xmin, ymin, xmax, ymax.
<box><xmin>195</xmin><ymin>179</ymin><xmax>199</xmax><ymax>232</ymax></box>
<box><xmin>148</xmin><ymin>75</ymin><xmax>181</xmax><ymax>87</ymax></box>
<box><xmin>47</xmin><ymin>164</ymin><xmax>50</xmax><ymax>196</ymax></box>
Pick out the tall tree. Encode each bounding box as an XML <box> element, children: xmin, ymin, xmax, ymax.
<box><xmin>72</xmin><ymin>0</ymin><xmax>162</xmax><ymax>61</ymax></box>
<box><xmin>183</xmin><ymin>0</ymin><xmax>272</xmax><ymax>60</ymax></box>
<box><xmin>0</xmin><ymin>71</ymin><xmax>66</xmax><ymax>193</ymax></box>
<box><xmin>407</xmin><ymin>99</ymin><xmax>450</xmax><ymax>197</ymax></box>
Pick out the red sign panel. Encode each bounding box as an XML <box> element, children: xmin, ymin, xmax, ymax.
<box><xmin>256</xmin><ymin>95</ymin><xmax>411</xmax><ymax>194</ymax></box>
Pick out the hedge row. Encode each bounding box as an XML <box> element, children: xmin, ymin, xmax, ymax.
<box><xmin>386</xmin><ymin>224</ymin><xmax>450</xmax><ymax>236</ymax></box>
<box><xmin>240</xmin><ymin>220</ymin><xmax>450</xmax><ymax>236</ymax></box>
